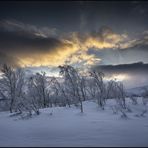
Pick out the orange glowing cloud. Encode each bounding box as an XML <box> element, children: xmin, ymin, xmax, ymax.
<box><xmin>0</xmin><ymin>20</ymin><xmax>130</xmax><ymax>68</ymax></box>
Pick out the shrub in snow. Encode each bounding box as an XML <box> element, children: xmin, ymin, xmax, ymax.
<box><xmin>142</xmin><ymin>87</ymin><xmax>148</xmax><ymax>106</ymax></box>
<box><xmin>108</xmin><ymin>80</ymin><xmax>127</xmax><ymax>110</ymax></box>
<box><xmin>111</xmin><ymin>105</ymin><xmax>119</xmax><ymax>114</ymax></box>
<box><xmin>119</xmin><ymin>108</ymin><xmax>128</xmax><ymax>119</ymax></box>
<box><xmin>130</xmin><ymin>95</ymin><xmax>138</xmax><ymax>105</ymax></box>
<box><xmin>126</xmin><ymin>105</ymin><xmax>132</xmax><ymax>113</ymax></box>
<box><xmin>142</xmin><ymin>97</ymin><xmax>148</xmax><ymax>106</ymax></box>
<box><xmin>140</xmin><ymin>109</ymin><xmax>147</xmax><ymax>117</ymax></box>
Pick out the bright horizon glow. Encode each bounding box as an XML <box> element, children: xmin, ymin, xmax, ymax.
<box><xmin>105</xmin><ymin>74</ymin><xmax>129</xmax><ymax>82</ymax></box>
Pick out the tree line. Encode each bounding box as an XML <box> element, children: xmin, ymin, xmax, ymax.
<box><xmin>0</xmin><ymin>64</ymin><xmax>130</xmax><ymax>116</ymax></box>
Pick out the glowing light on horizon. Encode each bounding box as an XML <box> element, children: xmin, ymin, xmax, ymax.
<box><xmin>105</xmin><ymin>74</ymin><xmax>129</xmax><ymax>82</ymax></box>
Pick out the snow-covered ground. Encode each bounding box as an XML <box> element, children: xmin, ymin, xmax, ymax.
<box><xmin>0</xmin><ymin>98</ymin><xmax>148</xmax><ymax>147</ymax></box>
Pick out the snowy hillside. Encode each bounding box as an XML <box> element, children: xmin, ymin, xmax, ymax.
<box><xmin>0</xmin><ymin>98</ymin><xmax>148</xmax><ymax>147</ymax></box>
<box><xmin>126</xmin><ymin>85</ymin><xmax>148</xmax><ymax>96</ymax></box>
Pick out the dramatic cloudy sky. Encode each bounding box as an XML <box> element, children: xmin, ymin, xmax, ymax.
<box><xmin>0</xmin><ymin>1</ymin><xmax>148</xmax><ymax>88</ymax></box>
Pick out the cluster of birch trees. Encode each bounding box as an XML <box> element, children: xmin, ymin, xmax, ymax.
<box><xmin>0</xmin><ymin>64</ymin><xmax>128</xmax><ymax>115</ymax></box>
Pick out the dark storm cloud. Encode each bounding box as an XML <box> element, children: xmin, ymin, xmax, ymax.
<box><xmin>86</xmin><ymin>28</ymin><xmax>148</xmax><ymax>65</ymax></box>
<box><xmin>0</xmin><ymin>1</ymin><xmax>148</xmax><ymax>33</ymax></box>
<box><xmin>0</xmin><ymin>20</ymin><xmax>67</xmax><ymax>54</ymax></box>
<box><xmin>0</xmin><ymin>18</ymin><xmax>148</xmax><ymax>68</ymax></box>
<box><xmin>94</xmin><ymin>62</ymin><xmax>148</xmax><ymax>75</ymax></box>
<box><xmin>88</xmin><ymin>43</ymin><xmax>148</xmax><ymax>65</ymax></box>
<box><xmin>0</xmin><ymin>30</ymin><xmax>66</xmax><ymax>54</ymax></box>
<box><xmin>0</xmin><ymin>1</ymin><xmax>83</xmax><ymax>32</ymax></box>
<box><xmin>0</xmin><ymin>20</ymin><xmax>75</xmax><ymax>67</ymax></box>
<box><xmin>93</xmin><ymin>62</ymin><xmax>148</xmax><ymax>88</ymax></box>
<box><xmin>0</xmin><ymin>20</ymin><xmax>130</xmax><ymax>67</ymax></box>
